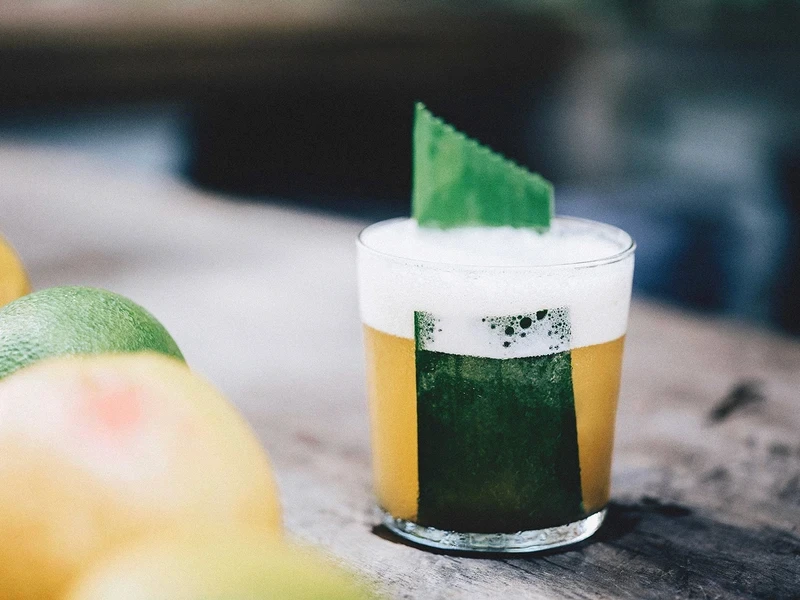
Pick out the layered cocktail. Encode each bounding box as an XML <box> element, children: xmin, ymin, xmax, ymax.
<box><xmin>357</xmin><ymin>105</ymin><xmax>635</xmax><ymax>552</ymax></box>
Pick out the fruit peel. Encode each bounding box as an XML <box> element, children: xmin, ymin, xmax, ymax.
<box><xmin>0</xmin><ymin>353</ymin><xmax>281</xmax><ymax>600</ymax></box>
<box><xmin>65</xmin><ymin>534</ymin><xmax>382</xmax><ymax>600</ymax></box>
<box><xmin>0</xmin><ymin>286</ymin><xmax>184</xmax><ymax>380</ymax></box>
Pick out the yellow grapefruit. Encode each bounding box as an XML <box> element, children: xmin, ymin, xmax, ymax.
<box><xmin>65</xmin><ymin>534</ymin><xmax>380</xmax><ymax>600</ymax></box>
<box><xmin>0</xmin><ymin>353</ymin><xmax>281</xmax><ymax>600</ymax></box>
<box><xmin>0</xmin><ymin>234</ymin><xmax>30</xmax><ymax>308</ymax></box>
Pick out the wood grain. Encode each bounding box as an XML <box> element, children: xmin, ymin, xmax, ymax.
<box><xmin>1</xmin><ymin>145</ymin><xmax>798</xmax><ymax>598</ymax></box>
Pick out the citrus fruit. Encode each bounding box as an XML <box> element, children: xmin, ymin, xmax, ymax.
<box><xmin>0</xmin><ymin>353</ymin><xmax>282</xmax><ymax>600</ymax></box>
<box><xmin>0</xmin><ymin>286</ymin><xmax>183</xmax><ymax>380</ymax></box>
<box><xmin>65</xmin><ymin>534</ymin><xmax>380</xmax><ymax>600</ymax></box>
<box><xmin>0</xmin><ymin>234</ymin><xmax>30</xmax><ymax>308</ymax></box>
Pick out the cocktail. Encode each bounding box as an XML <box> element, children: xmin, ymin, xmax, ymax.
<box><xmin>357</xmin><ymin>105</ymin><xmax>635</xmax><ymax>552</ymax></box>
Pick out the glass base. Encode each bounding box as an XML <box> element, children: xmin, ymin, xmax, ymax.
<box><xmin>379</xmin><ymin>508</ymin><xmax>606</xmax><ymax>553</ymax></box>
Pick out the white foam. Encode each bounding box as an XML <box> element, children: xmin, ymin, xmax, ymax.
<box><xmin>357</xmin><ymin>217</ymin><xmax>635</xmax><ymax>351</ymax></box>
<box><xmin>359</xmin><ymin>219</ymin><xmax>625</xmax><ymax>267</ymax></box>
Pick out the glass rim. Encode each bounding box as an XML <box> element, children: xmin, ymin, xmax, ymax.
<box><xmin>357</xmin><ymin>215</ymin><xmax>636</xmax><ymax>271</ymax></box>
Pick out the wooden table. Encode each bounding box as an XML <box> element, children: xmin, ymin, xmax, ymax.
<box><xmin>1</xmin><ymin>145</ymin><xmax>798</xmax><ymax>598</ymax></box>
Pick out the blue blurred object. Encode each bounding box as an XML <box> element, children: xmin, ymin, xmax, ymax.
<box><xmin>557</xmin><ymin>180</ymin><xmax>789</xmax><ymax>322</ymax></box>
<box><xmin>0</xmin><ymin>104</ymin><xmax>189</xmax><ymax>175</ymax></box>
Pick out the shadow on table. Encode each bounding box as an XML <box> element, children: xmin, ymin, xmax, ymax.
<box><xmin>372</xmin><ymin>497</ymin><xmax>800</xmax><ymax>599</ymax></box>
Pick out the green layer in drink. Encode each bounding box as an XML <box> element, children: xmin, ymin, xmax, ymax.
<box><xmin>414</xmin><ymin>309</ymin><xmax>584</xmax><ymax>532</ymax></box>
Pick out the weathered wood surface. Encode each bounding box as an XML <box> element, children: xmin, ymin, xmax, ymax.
<box><xmin>1</xmin><ymin>145</ymin><xmax>799</xmax><ymax>598</ymax></box>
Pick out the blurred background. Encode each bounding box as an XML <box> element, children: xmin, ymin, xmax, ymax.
<box><xmin>1</xmin><ymin>0</ymin><xmax>798</xmax><ymax>334</ymax></box>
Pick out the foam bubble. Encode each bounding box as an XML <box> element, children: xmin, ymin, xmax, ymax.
<box><xmin>357</xmin><ymin>217</ymin><xmax>635</xmax><ymax>349</ymax></box>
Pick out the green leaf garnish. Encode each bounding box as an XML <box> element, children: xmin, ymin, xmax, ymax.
<box><xmin>412</xmin><ymin>102</ymin><xmax>553</xmax><ymax>230</ymax></box>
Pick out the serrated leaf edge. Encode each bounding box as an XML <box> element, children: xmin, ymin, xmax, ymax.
<box><xmin>416</xmin><ymin>102</ymin><xmax>553</xmax><ymax>193</ymax></box>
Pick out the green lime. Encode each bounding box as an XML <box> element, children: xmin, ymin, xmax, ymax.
<box><xmin>0</xmin><ymin>286</ymin><xmax>184</xmax><ymax>379</ymax></box>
